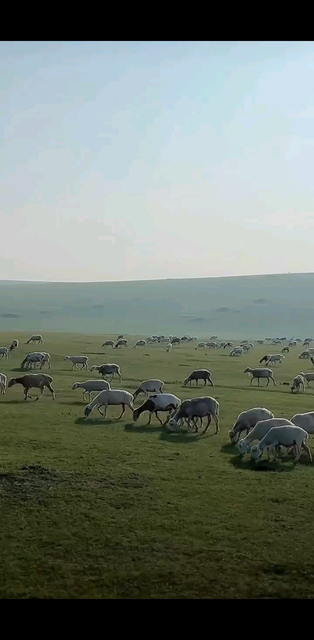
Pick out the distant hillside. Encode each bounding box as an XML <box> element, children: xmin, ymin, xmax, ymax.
<box><xmin>0</xmin><ymin>273</ymin><xmax>313</xmax><ymax>338</ymax></box>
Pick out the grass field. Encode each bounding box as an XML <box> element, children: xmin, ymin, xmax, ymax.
<box><xmin>1</xmin><ymin>332</ymin><xmax>314</xmax><ymax>599</ymax></box>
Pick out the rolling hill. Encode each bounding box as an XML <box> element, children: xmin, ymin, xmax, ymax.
<box><xmin>0</xmin><ymin>273</ymin><xmax>313</xmax><ymax>339</ymax></box>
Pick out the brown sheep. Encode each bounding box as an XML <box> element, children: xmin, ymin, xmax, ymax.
<box><xmin>8</xmin><ymin>373</ymin><xmax>55</xmax><ymax>401</ymax></box>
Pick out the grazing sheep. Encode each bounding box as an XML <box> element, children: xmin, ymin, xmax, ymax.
<box><xmin>291</xmin><ymin>374</ymin><xmax>305</xmax><ymax>393</ymax></box>
<box><xmin>250</xmin><ymin>426</ymin><xmax>312</xmax><ymax>463</ymax></box>
<box><xmin>299</xmin><ymin>350</ymin><xmax>311</xmax><ymax>359</ymax></box>
<box><xmin>299</xmin><ymin>372</ymin><xmax>314</xmax><ymax>388</ymax></box>
<box><xmin>65</xmin><ymin>355</ymin><xmax>89</xmax><ymax>370</ymax></box>
<box><xmin>0</xmin><ymin>347</ymin><xmax>9</xmax><ymax>360</ymax></box>
<box><xmin>210</xmin><ymin>336</ymin><xmax>218</xmax><ymax>340</ymax></box>
<box><xmin>242</xmin><ymin>344</ymin><xmax>251</xmax><ymax>352</ymax></box>
<box><xmin>183</xmin><ymin>369</ymin><xmax>214</xmax><ymax>387</ymax></box>
<box><xmin>291</xmin><ymin>412</ymin><xmax>314</xmax><ymax>434</ymax></box>
<box><xmin>134</xmin><ymin>340</ymin><xmax>146</xmax><ymax>348</ymax></box>
<box><xmin>117</xmin><ymin>335</ymin><xmax>124</xmax><ymax>340</ymax></box>
<box><xmin>84</xmin><ymin>389</ymin><xmax>134</xmax><ymax>419</ymax></box>
<box><xmin>195</xmin><ymin>342</ymin><xmax>206</xmax><ymax>350</ymax></box>
<box><xmin>166</xmin><ymin>343</ymin><xmax>172</xmax><ymax>352</ymax></box>
<box><xmin>133</xmin><ymin>393</ymin><xmax>180</xmax><ymax>425</ymax></box>
<box><xmin>303</xmin><ymin>341</ymin><xmax>310</xmax><ymax>347</ymax></box>
<box><xmin>243</xmin><ymin>367</ymin><xmax>276</xmax><ymax>386</ymax></box>
<box><xmin>240</xmin><ymin>340</ymin><xmax>248</xmax><ymax>345</ymax></box>
<box><xmin>230</xmin><ymin>347</ymin><xmax>243</xmax><ymax>356</ymax></box>
<box><xmin>205</xmin><ymin>342</ymin><xmax>217</xmax><ymax>349</ymax></box>
<box><xmin>223</xmin><ymin>341</ymin><xmax>234</xmax><ymax>348</ymax></box>
<box><xmin>282</xmin><ymin>347</ymin><xmax>290</xmax><ymax>353</ymax></box>
<box><xmin>9</xmin><ymin>339</ymin><xmax>19</xmax><ymax>352</ymax></box>
<box><xmin>256</xmin><ymin>340</ymin><xmax>264</xmax><ymax>345</ymax></box>
<box><xmin>90</xmin><ymin>363</ymin><xmax>122</xmax><ymax>381</ymax></box>
<box><xmin>115</xmin><ymin>339</ymin><xmax>128</xmax><ymax>348</ymax></box>
<box><xmin>237</xmin><ymin>418</ymin><xmax>293</xmax><ymax>455</ymax></box>
<box><xmin>229</xmin><ymin>407</ymin><xmax>274</xmax><ymax>444</ymax></box>
<box><xmin>133</xmin><ymin>379</ymin><xmax>164</xmax><ymax>401</ymax></box>
<box><xmin>35</xmin><ymin>352</ymin><xmax>51</xmax><ymax>369</ymax></box>
<box><xmin>21</xmin><ymin>352</ymin><xmax>46</xmax><ymax>370</ymax></box>
<box><xmin>72</xmin><ymin>379</ymin><xmax>111</xmax><ymax>402</ymax></box>
<box><xmin>171</xmin><ymin>337</ymin><xmax>181</xmax><ymax>346</ymax></box>
<box><xmin>0</xmin><ymin>373</ymin><xmax>7</xmax><ymax>394</ymax></box>
<box><xmin>8</xmin><ymin>373</ymin><xmax>55</xmax><ymax>401</ymax></box>
<box><xmin>288</xmin><ymin>341</ymin><xmax>297</xmax><ymax>347</ymax></box>
<box><xmin>26</xmin><ymin>334</ymin><xmax>43</xmax><ymax>344</ymax></box>
<box><xmin>260</xmin><ymin>354</ymin><xmax>284</xmax><ymax>366</ymax></box>
<box><xmin>168</xmin><ymin>396</ymin><xmax>220</xmax><ymax>434</ymax></box>
<box><xmin>102</xmin><ymin>340</ymin><xmax>115</xmax><ymax>348</ymax></box>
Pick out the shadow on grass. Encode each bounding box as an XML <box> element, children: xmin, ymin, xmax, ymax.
<box><xmin>221</xmin><ymin>443</ymin><xmax>237</xmax><ymax>455</ymax></box>
<box><xmin>159</xmin><ymin>430</ymin><xmax>212</xmax><ymax>444</ymax></box>
<box><xmin>124</xmin><ymin>423</ymin><xmax>163</xmax><ymax>433</ymax></box>
<box><xmin>229</xmin><ymin>455</ymin><xmax>297</xmax><ymax>473</ymax></box>
<box><xmin>75</xmin><ymin>417</ymin><xmax>116</xmax><ymax>426</ymax></box>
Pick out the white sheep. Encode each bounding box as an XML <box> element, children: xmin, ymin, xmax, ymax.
<box><xmin>0</xmin><ymin>372</ymin><xmax>7</xmax><ymax>394</ymax></box>
<box><xmin>0</xmin><ymin>347</ymin><xmax>9</xmax><ymax>360</ymax></box>
<box><xmin>65</xmin><ymin>355</ymin><xmax>89</xmax><ymax>370</ymax></box>
<box><xmin>299</xmin><ymin>350</ymin><xmax>311</xmax><ymax>359</ymax></box>
<box><xmin>291</xmin><ymin>374</ymin><xmax>305</xmax><ymax>393</ymax></box>
<box><xmin>72</xmin><ymin>379</ymin><xmax>111</xmax><ymax>402</ymax></box>
<box><xmin>133</xmin><ymin>379</ymin><xmax>164</xmax><ymax>401</ymax></box>
<box><xmin>84</xmin><ymin>389</ymin><xmax>134</xmax><ymax>419</ymax></box>
<box><xmin>250</xmin><ymin>425</ymin><xmax>312</xmax><ymax>463</ymax></box>
<box><xmin>21</xmin><ymin>352</ymin><xmax>46</xmax><ymax>370</ymax></box>
<box><xmin>237</xmin><ymin>417</ymin><xmax>294</xmax><ymax>455</ymax></box>
<box><xmin>134</xmin><ymin>340</ymin><xmax>146</xmax><ymax>348</ymax></box>
<box><xmin>299</xmin><ymin>372</ymin><xmax>314</xmax><ymax>388</ymax></box>
<box><xmin>26</xmin><ymin>334</ymin><xmax>43</xmax><ymax>344</ymax></box>
<box><xmin>195</xmin><ymin>342</ymin><xmax>206</xmax><ymax>350</ymax></box>
<box><xmin>243</xmin><ymin>367</ymin><xmax>276</xmax><ymax>386</ymax></box>
<box><xmin>230</xmin><ymin>347</ymin><xmax>243</xmax><ymax>356</ymax></box>
<box><xmin>266</xmin><ymin>354</ymin><xmax>285</xmax><ymax>366</ymax></box>
<box><xmin>166</xmin><ymin>343</ymin><xmax>172</xmax><ymax>352</ymax></box>
<box><xmin>229</xmin><ymin>407</ymin><xmax>274</xmax><ymax>444</ymax></box>
<box><xmin>291</xmin><ymin>412</ymin><xmax>314</xmax><ymax>434</ymax></box>
<box><xmin>102</xmin><ymin>340</ymin><xmax>115</xmax><ymax>348</ymax></box>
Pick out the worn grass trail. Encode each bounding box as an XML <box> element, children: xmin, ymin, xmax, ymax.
<box><xmin>0</xmin><ymin>332</ymin><xmax>314</xmax><ymax>598</ymax></box>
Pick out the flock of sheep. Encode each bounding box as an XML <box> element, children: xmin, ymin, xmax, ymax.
<box><xmin>1</xmin><ymin>333</ymin><xmax>314</xmax><ymax>466</ymax></box>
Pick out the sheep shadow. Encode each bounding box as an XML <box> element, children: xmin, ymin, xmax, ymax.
<box><xmin>221</xmin><ymin>443</ymin><xmax>237</xmax><ymax>455</ymax></box>
<box><xmin>159</xmin><ymin>430</ymin><xmax>212</xmax><ymax>444</ymax></box>
<box><xmin>75</xmin><ymin>417</ymin><xmax>116</xmax><ymax>426</ymax></box>
<box><xmin>229</xmin><ymin>455</ymin><xmax>300</xmax><ymax>473</ymax></box>
<box><xmin>124</xmin><ymin>423</ymin><xmax>163</xmax><ymax>433</ymax></box>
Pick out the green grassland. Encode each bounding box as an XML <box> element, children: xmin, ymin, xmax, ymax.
<box><xmin>1</xmin><ymin>332</ymin><xmax>314</xmax><ymax>598</ymax></box>
<box><xmin>1</xmin><ymin>272</ymin><xmax>314</xmax><ymax>337</ymax></box>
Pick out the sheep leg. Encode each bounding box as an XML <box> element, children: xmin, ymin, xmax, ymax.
<box><xmin>155</xmin><ymin>411</ymin><xmax>163</xmax><ymax>425</ymax></box>
<box><xmin>23</xmin><ymin>388</ymin><xmax>29</xmax><ymax>401</ymax></box>
<box><xmin>293</xmin><ymin>445</ymin><xmax>302</xmax><ymax>462</ymax></box>
<box><xmin>146</xmin><ymin>412</ymin><xmax>153</xmax><ymax>425</ymax></box>
<box><xmin>191</xmin><ymin>417</ymin><xmax>199</xmax><ymax>433</ymax></box>
<box><xmin>302</xmin><ymin>442</ymin><xmax>312</xmax><ymax>462</ymax></box>
<box><xmin>35</xmin><ymin>386</ymin><xmax>44</xmax><ymax>401</ymax></box>
<box><xmin>117</xmin><ymin>404</ymin><xmax>126</xmax><ymax>420</ymax></box>
<box><xmin>47</xmin><ymin>384</ymin><xmax>55</xmax><ymax>400</ymax></box>
<box><xmin>203</xmin><ymin>414</ymin><xmax>211</xmax><ymax>433</ymax></box>
<box><xmin>272</xmin><ymin>377</ymin><xmax>276</xmax><ymax>386</ymax></box>
<box><xmin>212</xmin><ymin>414</ymin><xmax>220</xmax><ymax>434</ymax></box>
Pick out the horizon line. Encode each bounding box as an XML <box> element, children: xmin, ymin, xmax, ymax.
<box><xmin>0</xmin><ymin>271</ymin><xmax>311</xmax><ymax>285</ymax></box>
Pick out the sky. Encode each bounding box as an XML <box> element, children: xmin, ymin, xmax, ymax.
<box><xmin>1</xmin><ymin>40</ymin><xmax>314</xmax><ymax>282</ymax></box>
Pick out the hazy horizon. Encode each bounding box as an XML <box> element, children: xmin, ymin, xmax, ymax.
<box><xmin>1</xmin><ymin>41</ymin><xmax>314</xmax><ymax>282</ymax></box>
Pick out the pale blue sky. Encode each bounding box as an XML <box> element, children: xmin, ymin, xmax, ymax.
<box><xmin>1</xmin><ymin>41</ymin><xmax>314</xmax><ymax>282</ymax></box>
